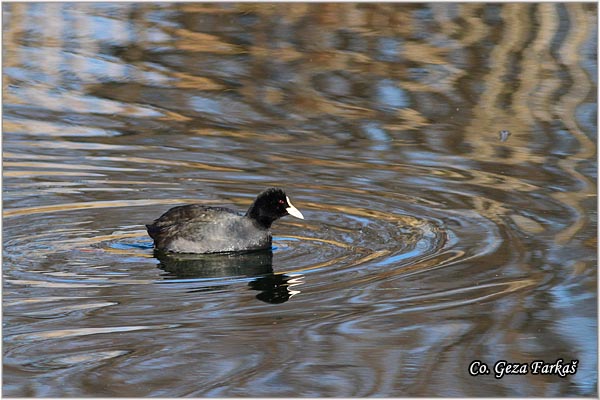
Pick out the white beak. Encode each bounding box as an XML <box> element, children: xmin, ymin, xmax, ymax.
<box><xmin>285</xmin><ymin>196</ymin><xmax>304</xmax><ymax>219</ymax></box>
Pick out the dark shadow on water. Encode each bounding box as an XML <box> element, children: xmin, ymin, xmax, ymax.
<box><xmin>155</xmin><ymin>249</ymin><xmax>274</xmax><ymax>278</ymax></box>
<box><xmin>155</xmin><ymin>249</ymin><xmax>296</xmax><ymax>304</ymax></box>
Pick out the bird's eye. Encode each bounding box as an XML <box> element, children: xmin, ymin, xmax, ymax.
<box><xmin>278</xmin><ymin>199</ymin><xmax>285</xmax><ymax>205</ymax></box>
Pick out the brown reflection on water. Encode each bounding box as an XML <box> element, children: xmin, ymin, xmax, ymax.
<box><xmin>551</xmin><ymin>4</ymin><xmax>596</xmax><ymax>245</ymax></box>
<box><xmin>457</xmin><ymin>3</ymin><xmax>596</xmax><ymax>248</ymax></box>
<box><xmin>3</xmin><ymin>198</ymin><xmax>216</xmax><ymax>217</ymax></box>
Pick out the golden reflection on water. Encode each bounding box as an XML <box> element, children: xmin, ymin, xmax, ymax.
<box><xmin>450</xmin><ymin>3</ymin><xmax>596</xmax><ymax>247</ymax></box>
<box><xmin>303</xmin><ymin>200</ymin><xmax>424</xmax><ymax>226</ymax></box>
<box><xmin>3</xmin><ymin>199</ymin><xmax>217</xmax><ymax>217</ymax></box>
<box><xmin>282</xmin><ymin>234</ymin><xmax>352</xmax><ymax>250</ymax></box>
<box><xmin>384</xmin><ymin>277</ymin><xmax>540</xmax><ymax>313</ymax></box>
<box><xmin>279</xmin><ymin>254</ymin><xmax>353</xmax><ymax>275</ymax></box>
<box><xmin>4</xmin><ymin>170</ymin><xmax>105</xmax><ymax>178</ymax></box>
<box><xmin>94</xmin><ymin>156</ymin><xmax>242</xmax><ymax>172</ymax></box>
<box><xmin>4</xmin><ymin>161</ymin><xmax>140</xmax><ymax>172</ymax></box>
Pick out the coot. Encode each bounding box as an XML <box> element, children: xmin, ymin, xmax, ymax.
<box><xmin>146</xmin><ymin>188</ymin><xmax>304</xmax><ymax>254</ymax></box>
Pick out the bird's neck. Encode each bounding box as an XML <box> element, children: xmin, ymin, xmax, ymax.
<box><xmin>246</xmin><ymin>207</ymin><xmax>273</xmax><ymax>229</ymax></box>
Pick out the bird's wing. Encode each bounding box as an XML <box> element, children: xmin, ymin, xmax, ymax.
<box><xmin>146</xmin><ymin>205</ymin><xmax>238</xmax><ymax>240</ymax></box>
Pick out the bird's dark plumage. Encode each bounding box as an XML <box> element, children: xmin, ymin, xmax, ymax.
<box><xmin>146</xmin><ymin>188</ymin><xmax>304</xmax><ymax>254</ymax></box>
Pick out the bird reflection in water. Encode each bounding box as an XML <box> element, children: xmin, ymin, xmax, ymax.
<box><xmin>155</xmin><ymin>249</ymin><xmax>301</xmax><ymax>304</ymax></box>
<box><xmin>248</xmin><ymin>273</ymin><xmax>303</xmax><ymax>304</ymax></box>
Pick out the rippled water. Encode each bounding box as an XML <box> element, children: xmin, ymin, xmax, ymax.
<box><xmin>3</xmin><ymin>3</ymin><xmax>597</xmax><ymax>397</ymax></box>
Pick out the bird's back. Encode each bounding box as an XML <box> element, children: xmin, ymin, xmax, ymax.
<box><xmin>146</xmin><ymin>204</ymin><xmax>271</xmax><ymax>253</ymax></box>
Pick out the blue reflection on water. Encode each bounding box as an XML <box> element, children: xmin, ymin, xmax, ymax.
<box><xmin>376</xmin><ymin>79</ymin><xmax>409</xmax><ymax>110</ymax></box>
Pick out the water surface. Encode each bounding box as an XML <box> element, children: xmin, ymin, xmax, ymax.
<box><xmin>3</xmin><ymin>3</ymin><xmax>597</xmax><ymax>397</ymax></box>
